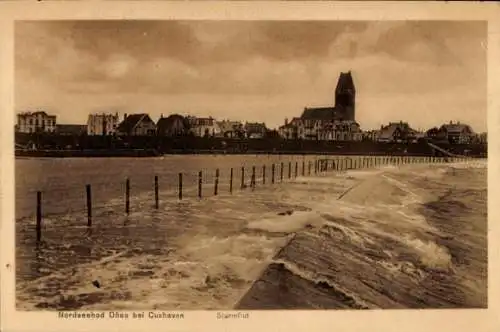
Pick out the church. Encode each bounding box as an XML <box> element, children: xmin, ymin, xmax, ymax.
<box><xmin>279</xmin><ymin>71</ymin><xmax>362</xmax><ymax>141</ymax></box>
<box><xmin>300</xmin><ymin>71</ymin><xmax>356</xmax><ymax>122</ymax></box>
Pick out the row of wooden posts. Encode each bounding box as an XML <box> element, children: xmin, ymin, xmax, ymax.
<box><xmin>34</xmin><ymin>155</ymin><xmax>470</xmax><ymax>243</ymax></box>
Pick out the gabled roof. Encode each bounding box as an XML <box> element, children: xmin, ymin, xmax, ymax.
<box><xmin>156</xmin><ymin>114</ymin><xmax>190</xmax><ymax>130</ymax></box>
<box><xmin>378</xmin><ymin>122</ymin><xmax>416</xmax><ymax>140</ymax></box>
<box><xmin>301</xmin><ymin>107</ymin><xmax>336</xmax><ymax>120</ymax></box>
<box><xmin>441</xmin><ymin>123</ymin><xmax>473</xmax><ymax>134</ymax></box>
<box><xmin>117</xmin><ymin>113</ymin><xmax>154</xmax><ymax>133</ymax></box>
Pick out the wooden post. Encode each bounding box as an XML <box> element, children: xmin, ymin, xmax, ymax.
<box><xmin>288</xmin><ymin>162</ymin><xmax>292</xmax><ymax>179</ymax></box>
<box><xmin>280</xmin><ymin>162</ymin><xmax>284</xmax><ymax>181</ymax></box>
<box><xmin>295</xmin><ymin>161</ymin><xmax>298</xmax><ymax>178</ymax></box>
<box><xmin>229</xmin><ymin>168</ymin><xmax>233</xmax><ymax>194</ymax></box>
<box><xmin>86</xmin><ymin>184</ymin><xmax>92</xmax><ymax>227</ymax></box>
<box><xmin>178</xmin><ymin>173</ymin><xmax>183</xmax><ymax>200</ymax></box>
<box><xmin>154</xmin><ymin>176</ymin><xmax>159</xmax><ymax>209</ymax></box>
<box><xmin>36</xmin><ymin>191</ymin><xmax>42</xmax><ymax>243</ymax></box>
<box><xmin>198</xmin><ymin>171</ymin><xmax>203</xmax><ymax>199</ymax></box>
<box><xmin>214</xmin><ymin>169</ymin><xmax>219</xmax><ymax>196</ymax></box>
<box><xmin>308</xmin><ymin>161</ymin><xmax>311</xmax><ymax>175</ymax></box>
<box><xmin>262</xmin><ymin>165</ymin><xmax>266</xmax><ymax>185</ymax></box>
<box><xmin>125</xmin><ymin>178</ymin><xmax>130</xmax><ymax>215</ymax></box>
<box><xmin>241</xmin><ymin>166</ymin><xmax>245</xmax><ymax>189</ymax></box>
<box><xmin>271</xmin><ymin>164</ymin><xmax>275</xmax><ymax>184</ymax></box>
<box><xmin>251</xmin><ymin>166</ymin><xmax>256</xmax><ymax>190</ymax></box>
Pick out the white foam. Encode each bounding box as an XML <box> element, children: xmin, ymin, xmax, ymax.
<box><xmin>401</xmin><ymin>235</ymin><xmax>452</xmax><ymax>272</ymax></box>
<box><xmin>246</xmin><ymin>211</ymin><xmax>323</xmax><ymax>233</ymax></box>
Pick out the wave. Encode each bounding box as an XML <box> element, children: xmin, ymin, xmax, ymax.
<box><xmin>16</xmin><ymin>160</ymin><xmax>487</xmax><ymax>310</ymax></box>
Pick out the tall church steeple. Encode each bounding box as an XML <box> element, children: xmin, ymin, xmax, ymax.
<box><xmin>334</xmin><ymin>71</ymin><xmax>356</xmax><ymax>121</ymax></box>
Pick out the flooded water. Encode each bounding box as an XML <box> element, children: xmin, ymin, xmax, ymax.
<box><xmin>14</xmin><ymin>155</ymin><xmax>487</xmax><ymax>310</ymax></box>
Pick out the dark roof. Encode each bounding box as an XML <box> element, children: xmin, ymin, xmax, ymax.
<box><xmin>117</xmin><ymin>114</ymin><xmax>153</xmax><ymax>133</ymax></box>
<box><xmin>301</xmin><ymin>107</ymin><xmax>337</xmax><ymax>120</ymax></box>
<box><xmin>245</xmin><ymin>122</ymin><xmax>267</xmax><ymax>134</ymax></box>
<box><xmin>157</xmin><ymin>114</ymin><xmax>190</xmax><ymax>130</ymax></box>
<box><xmin>56</xmin><ymin>124</ymin><xmax>86</xmax><ymax>135</ymax></box>
<box><xmin>335</xmin><ymin>71</ymin><xmax>355</xmax><ymax>93</ymax></box>
<box><xmin>441</xmin><ymin>123</ymin><xmax>473</xmax><ymax>134</ymax></box>
<box><xmin>379</xmin><ymin>122</ymin><xmax>416</xmax><ymax>140</ymax></box>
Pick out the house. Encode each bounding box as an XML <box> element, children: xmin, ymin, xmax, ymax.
<box><xmin>156</xmin><ymin>114</ymin><xmax>190</xmax><ymax>137</ymax></box>
<box><xmin>318</xmin><ymin>121</ymin><xmax>363</xmax><ymax>141</ymax></box>
<box><xmin>438</xmin><ymin>121</ymin><xmax>474</xmax><ymax>144</ymax></box>
<box><xmin>478</xmin><ymin>132</ymin><xmax>487</xmax><ymax>144</ymax></box>
<box><xmin>425</xmin><ymin>127</ymin><xmax>448</xmax><ymax>142</ymax></box>
<box><xmin>116</xmin><ymin>113</ymin><xmax>156</xmax><ymax>136</ymax></box>
<box><xmin>16</xmin><ymin>111</ymin><xmax>57</xmax><ymax>133</ymax></box>
<box><xmin>186</xmin><ymin>116</ymin><xmax>221</xmax><ymax>137</ymax></box>
<box><xmin>377</xmin><ymin>122</ymin><xmax>417</xmax><ymax>143</ymax></box>
<box><xmin>56</xmin><ymin>124</ymin><xmax>87</xmax><ymax>136</ymax></box>
<box><xmin>217</xmin><ymin>120</ymin><xmax>244</xmax><ymax>138</ymax></box>
<box><xmin>87</xmin><ymin>113</ymin><xmax>120</xmax><ymax>136</ymax></box>
<box><xmin>244</xmin><ymin>122</ymin><xmax>267</xmax><ymax>139</ymax></box>
<box><xmin>363</xmin><ymin>130</ymin><xmax>380</xmax><ymax>141</ymax></box>
<box><xmin>278</xmin><ymin>118</ymin><xmax>300</xmax><ymax>139</ymax></box>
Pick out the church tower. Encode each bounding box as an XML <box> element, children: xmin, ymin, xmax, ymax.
<box><xmin>334</xmin><ymin>71</ymin><xmax>356</xmax><ymax>121</ymax></box>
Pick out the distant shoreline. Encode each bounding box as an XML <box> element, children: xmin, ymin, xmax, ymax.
<box><xmin>14</xmin><ymin>133</ymin><xmax>487</xmax><ymax>159</ymax></box>
<box><xmin>14</xmin><ymin>148</ymin><xmax>486</xmax><ymax>159</ymax></box>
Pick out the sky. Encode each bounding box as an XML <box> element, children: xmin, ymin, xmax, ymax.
<box><xmin>14</xmin><ymin>20</ymin><xmax>487</xmax><ymax>131</ymax></box>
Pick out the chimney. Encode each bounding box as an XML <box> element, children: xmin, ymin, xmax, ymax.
<box><xmin>124</xmin><ymin>113</ymin><xmax>128</xmax><ymax>121</ymax></box>
<box><xmin>161</xmin><ymin>113</ymin><xmax>163</xmax><ymax>119</ymax></box>
<box><xmin>285</xmin><ymin>118</ymin><xmax>288</xmax><ymax>125</ymax></box>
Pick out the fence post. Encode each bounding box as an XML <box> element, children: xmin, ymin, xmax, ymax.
<box><xmin>154</xmin><ymin>176</ymin><xmax>159</xmax><ymax>209</ymax></box>
<box><xmin>308</xmin><ymin>161</ymin><xmax>311</xmax><ymax>175</ymax></box>
<box><xmin>272</xmin><ymin>164</ymin><xmax>275</xmax><ymax>184</ymax></box>
<box><xmin>198</xmin><ymin>171</ymin><xmax>203</xmax><ymax>199</ymax></box>
<box><xmin>214</xmin><ymin>169</ymin><xmax>219</xmax><ymax>196</ymax></box>
<box><xmin>36</xmin><ymin>191</ymin><xmax>42</xmax><ymax>243</ymax></box>
<box><xmin>262</xmin><ymin>165</ymin><xmax>266</xmax><ymax>185</ymax></box>
<box><xmin>125</xmin><ymin>178</ymin><xmax>130</xmax><ymax>215</ymax></box>
<box><xmin>251</xmin><ymin>166</ymin><xmax>256</xmax><ymax>190</ymax></box>
<box><xmin>280</xmin><ymin>162</ymin><xmax>284</xmax><ymax>182</ymax></box>
<box><xmin>230</xmin><ymin>168</ymin><xmax>233</xmax><ymax>194</ymax></box>
<box><xmin>295</xmin><ymin>161</ymin><xmax>298</xmax><ymax>178</ymax></box>
<box><xmin>288</xmin><ymin>162</ymin><xmax>292</xmax><ymax>179</ymax></box>
<box><xmin>86</xmin><ymin>184</ymin><xmax>92</xmax><ymax>227</ymax></box>
<box><xmin>302</xmin><ymin>161</ymin><xmax>305</xmax><ymax>176</ymax></box>
<box><xmin>241</xmin><ymin>166</ymin><xmax>245</xmax><ymax>189</ymax></box>
<box><xmin>178</xmin><ymin>173</ymin><xmax>183</xmax><ymax>200</ymax></box>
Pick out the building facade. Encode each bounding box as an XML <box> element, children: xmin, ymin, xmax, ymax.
<box><xmin>16</xmin><ymin>111</ymin><xmax>57</xmax><ymax>133</ymax></box>
<box><xmin>156</xmin><ymin>114</ymin><xmax>190</xmax><ymax>137</ymax></box>
<box><xmin>186</xmin><ymin>116</ymin><xmax>221</xmax><ymax>137</ymax></box>
<box><xmin>217</xmin><ymin>120</ymin><xmax>245</xmax><ymax>138</ymax></box>
<box><xmin>439</xmin><ymin>122</ymin><xmax>475</xmax><ymax>144</ymax></box>
<box><xmin>87</xmin><ymin>113</ymin><xmax>120</xmax><ymax>135</ymax></box>
<box><xmin>116</xmin><ymin>113</ymin><xmax>156</xmax><ymax>136</ymax></box>
<box><xmin>377</xmin><ymin>122</ymin><xmax>417</xmax><ymax>143</ymax></box>
<box><xmin>244</xmin><ymin>122</ymin><xmax>267</xmax><ymax>139</ymax></box>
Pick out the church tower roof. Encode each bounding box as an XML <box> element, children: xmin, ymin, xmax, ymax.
<box><xmin>335</xmin><ymin>71</ymin><xmax>355</xmax><ymax>93</ymax></box>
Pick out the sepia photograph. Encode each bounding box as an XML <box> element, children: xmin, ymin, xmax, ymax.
<box><xmin>11</xmin><ymin>18</ymin><xmax>488</xmax><ymax>312</ymax></box>
<box><xmin>2</xmin><ymin>3</ymin><xmax>499</xmax><ymax>332</ymax></box>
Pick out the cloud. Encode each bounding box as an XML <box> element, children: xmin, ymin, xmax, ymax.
<box><xmin>14</xmin><ymin>20</ymin><xmax>487</xmax><ymax>131</ymax></box>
